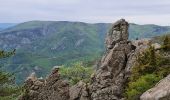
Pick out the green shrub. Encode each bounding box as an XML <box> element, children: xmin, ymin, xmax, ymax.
<box><xmin>130</xmin><ymin>46</ymin><xmax>159</xmax><ymax>81</ymax></box>
<box><xmin>126</xmin><ymin>74</ymin><xmax>160</xmax><ymax>100</ymax></box>
<box><xmin>59</xmin><ymin>62</ymin><xmax>93</xmax><ymax>85</ymax></box>
<box><xmin>0</xmin><ymin>86</ymin><xmax>21</xmax><ymax>100</ymax></box>
<box><xmin>0</xmin><ymin>49</ymin><xmax>15</xmax><ymax>59</ymax></box>
<box><xmin>157</xmin><ymin>65</ymin><xmax>170</xmax><ymax>78</ymax></box>
<box><xmin>0</xmin><ymin>49</ymin><xmax>21</xmax><ymax>100</ymax></box>
<box><xmin>161</xmin><ymin>35</ymin><xmax>170</xmax><ymax>51</ymax></box>
<box><xmin>125</xmin><ymin>44</ymin><xmax>170</xmax><ymax>99</ymax></box>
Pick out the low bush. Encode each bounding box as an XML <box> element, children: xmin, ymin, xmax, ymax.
<box><xmin>126</xmin><ymin>74</ymin><xmax>161</xmax><ymax>100</ymax></box>
<box><xmin>125</xmin><ymin>43</ymin><xmax>170</xmax><ymax>100</ymax></box>
<box><xmin>59</xmin><ymin>62</ymin><xmax>93</xmax><ymax>85</ymax></box>
<box><xmin>161</xmin><ymin>35</ymin><xmax>170</xmax><ymax>51</ymax></box>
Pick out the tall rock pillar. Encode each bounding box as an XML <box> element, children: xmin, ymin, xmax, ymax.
<box><xmin>90</xmin><ymin>19</ymin><xmax>134</xmax><ymax>100</ymax></box>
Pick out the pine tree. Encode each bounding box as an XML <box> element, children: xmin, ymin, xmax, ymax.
<box><xmin>0</xmin><ymin>49</ymin><xmax>20</xmax><ymax>99</ymax></box>
<box><xmin>163</xmin><ymin>35</ymin><xmax>170</xmax><ymax>51</ymax></box>
<box><xmin>0</xmin><ymin>49</ymin><xmax>15</xmax><ymax>58</ymax></box>
<box><xmin>149</xmin><ymin>46</ymin><xmax>156</xmax><ymax>66</ymax></box>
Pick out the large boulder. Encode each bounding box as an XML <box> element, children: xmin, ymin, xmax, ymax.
<box><xmin>140</xmin><ymin>74</ymin><xmax>170</xmax><ymax>100</ymax></box>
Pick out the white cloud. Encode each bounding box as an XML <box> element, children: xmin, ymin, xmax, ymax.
<box><xmin>0</xmin><ymin>0</ymin><xmax>170</xmax><ymax>25</ymax></box>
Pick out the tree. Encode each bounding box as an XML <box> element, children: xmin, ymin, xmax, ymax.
<box><xmin>0</xmin><ymin>49</ymin><xmax>16</xmax><ymax>86</ymax></box>
<box><xmin>0</xmin><ymin>49</ymin><xmax>15</xmax><ymax>59</ymax></box>
<box><xmin>0</xmin><ymin>49</ymin><xmax>20</xmax><ymax>100</ymax></box>
<box><xmin>162</xmin><ymin>35</ymin><xmax>170</xmax><ymax>51</ymax></box>
<box><xmin>131</xmin><ymin>45</ymin><xmax>157</xmax><ymax>80</ymax></box>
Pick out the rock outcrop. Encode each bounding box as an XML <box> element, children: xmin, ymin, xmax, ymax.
<box><xmin>19</xmin><ymin>67</ymin><xmax>70</xmax><ymax>100</ymax></box>
<box><xmin>68</xmin><ymin>19</ymin><xmax>136</xmax><ymax>100</ymax></box>
<box><xmin>19</xmin><ymin>19</ymin><xmax>137</xmax><ymax>100</ymax></box>
<box><xmin>70</xmin><ymin>81</ymin><xmax>90</xmax><ymax>100</ymax></box>
<box><xmin>89</xmin><ymin>19</ymin><xmax>135</xmax><ymax>100</ymax></box>
<box><xmin>140</xmin><ymin>74</ymin><xmax>170</xmax><ymax>100</ymax></box>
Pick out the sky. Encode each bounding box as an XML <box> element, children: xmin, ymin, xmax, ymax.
<box><xmin>0</xmin><ymin>0</ymin><xmax>170</xmax><ymax>25</ymax></box>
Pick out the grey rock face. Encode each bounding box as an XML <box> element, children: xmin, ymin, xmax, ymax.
<box><xmin>105</xmin><ymin>19</ymin><xmax>129</xmax><ymax>49</ymax></box>
<box><xmin>125</xmin><ymin>38</ymin><xmax>151</xmax><ymax>74</ymax></box>
<box><xmin>89</xmin><ymin>19</ymin><xmax>134</xmax><ymax>100</ymax></box>
<box><xmin>70</xmin><ymin>81</ymin><xmax>90</xmax><ymax>100</ymax></box>
<box><xmin>19</xmin><ymin>68</ymin><xmax>70</xmax><ymax>100</ymax></box>
<box><xmin>140</xmin><ymin>74</ymin><xmax>170</xmax><ymax>100</ymax></box>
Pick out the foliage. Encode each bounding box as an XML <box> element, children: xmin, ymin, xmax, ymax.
<box><xmin>125</xmin><ymin>44</ymin><xmax>170</xmax><ymax>100</ymax></box>
<box><xmin>161</xmin><ymin>35</ymin><xmax>170</xmax><ymax>51</ymax></box>
<box><xmin>59</xmin><ymin>62</ymin><xmax>93</xmax><ymax>85</ymax></box>
<box><xmin>0</xmin><ymin>86</ymin><xmax>21</xmax><ymax>100</ymax></box>
<box><xmin>126</xmin><ymin>74</ymin><xmax>161</xmax><ymax>100</ymax></box>
<box><xmin>0</xmin><ymin>71</ymin><xmax>13</xmax><ymax>85</ymax></box>
<box><xmin>0</xmin><ymin>49</ymin><xmax>15</xmax><ymax>59</ymax></box>
<box><xmin>0</xmin><ymin>50</ymin><xmax>21</xmax><ymax>100</ymax></box>
<box><xmin>130</xmin><ymin>46</ymin><xmax>158</xmax><ymax>81</ymax></box>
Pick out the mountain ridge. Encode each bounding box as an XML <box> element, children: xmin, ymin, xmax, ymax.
<box><xmin>1</xmin><ymin>21</ymin><xmax>170</xmax><ymax>84</ymax></box>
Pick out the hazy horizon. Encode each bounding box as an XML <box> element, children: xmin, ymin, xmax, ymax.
<box><xmin>1</xmin><ymin>20</ymin><xmax>170</xmax><ymax>27</ymax></box>
<box><xmin>1</xmin><ymin>0</ymin><xmax>170</xmax><ymax>25</ymax></box>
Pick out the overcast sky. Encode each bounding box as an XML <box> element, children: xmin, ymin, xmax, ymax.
<box><xmin>0</xmin><ymin>0</ymin><xmax>170</xmax><ymax>25</ymax></box>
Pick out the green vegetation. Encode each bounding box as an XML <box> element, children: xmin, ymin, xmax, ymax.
<box><xmin>161</xmin><ymin>35</ymin><xmax>170</xmax><ymax>51</ymax></box>
<box><xmin>59</xmin><ymin>62</ymin><xmax>93</xmax><ymax>85</ymax></box>
<box><xmin>0</xmin><ymin>49</ymin><xmax>15</xmax><ymax>59</ymax></box>
<box><xmin>126</xmin><ymin>74</ymin><xmax>161</xmax><ymax>100</ymax></box>
<box><xmin>0</xmin><ymin>50</ymin><xmax>21</xmax><ymax>100</ymax></box>
<box><xmin>125</xmin><ymin>36</ymin><xmax>170</xmax><ymax>100</ymax></box>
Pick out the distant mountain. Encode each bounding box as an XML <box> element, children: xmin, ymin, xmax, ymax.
<box><xmin>0</xmin><ymin>21</ymin><xmax>170</xmax><ymax>84</ymax></box>
<box><xmin>0</xmin><ymin>21</ymin><xmax>110</xmax><ymax>84</ymax></box>
<box><xmin>0</xmin><ymin>23</ymin><xmax>17</xmax><ymax>31</ymax></box>
<box><xmin>129</xmin><ymin>23</ymin><xmax>170</xmax><ymax>39</ymax></box>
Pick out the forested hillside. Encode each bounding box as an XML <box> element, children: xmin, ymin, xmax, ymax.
<box><xmin>1</xmin><ymin>21</ymin><xmax>170</xmax><ymax>84</ymax></box>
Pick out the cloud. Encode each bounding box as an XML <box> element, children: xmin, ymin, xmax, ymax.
<box><xmin>0</xmin><ymin>0</ymin><xmax>170</xmax><ymax>25</ymax></box>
